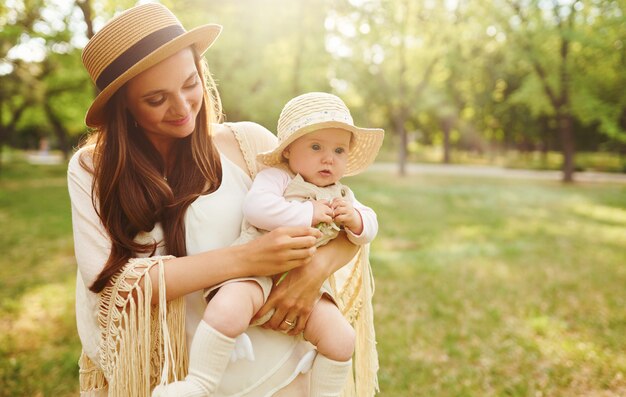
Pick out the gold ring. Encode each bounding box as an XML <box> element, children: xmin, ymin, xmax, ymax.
<box><xmin>283</xmin><ymin>319</ymin><xmax>295</xmax><ymax>327</ymax></box>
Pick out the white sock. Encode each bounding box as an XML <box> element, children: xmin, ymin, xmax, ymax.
<box><xmin>309</xmin><ymin>354</ymin><xmax>353</xmax><ymax>397</ymax></box>
<box><xmin>152</xmin><ymin>321</ymin><xmax>235</xmax><ymax>397</ymax></box>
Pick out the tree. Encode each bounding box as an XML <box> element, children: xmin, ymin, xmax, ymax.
<box><xmin>571</xmin><ymin>0</ymin><xmax>626</xmax><ymax>150</ymax></box>
<box><xmin>172</xmin><ymin>0</ymin><xmax>332</xmax><ymax>130</ymax></box>
<box><xmin>2</xmin><ymin>0</ymin><xmax>624</xmax><ymax>176</ymax></box>
<box><xmin>0</xmin><ymin>0</ymin><xmax>46</xmax><ymax>170</ymax></box>
<box><xmin>34</xmin><ymin>2</ymin><xmax>93</xmax><ymax>159</ymax></box>
<box><xmin>37</xmin><ymin>51</ymin><xmax>92</xmax><ymax>158</ymax></box>
<box><xmin>493</xmin><ymin>0</ymin><xmax>615</xmax><ymax>182</ymax></box>
<box><xmin>328</xmin><ymin>0</ymin><xmax>453</xmax><ymax>175</ymax></box>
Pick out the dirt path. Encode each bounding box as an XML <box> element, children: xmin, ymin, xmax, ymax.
<box><xmin>368</xmin><ymin>162</ymin><xmax>626</xmax><ymax>184</ymax></box>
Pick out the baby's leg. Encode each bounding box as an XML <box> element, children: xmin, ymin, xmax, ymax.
<box><xmin>304</xmin><ymin>296</ymin><xmax>355</xmax><ymax>397</ymax></box>
<box><xmin>304</xmin><ymin>296</ymin><xmax>355</xmax><ymax>361</ymax></box>
<box><xmin>152</xmin><ymin>281</ymin><xmax>264</xmax><ymax>397</ymax></box>
<box><xmin>204</xmin><ymin>281</ymin><xmax>265</xmax><ymax>337</ymax></box>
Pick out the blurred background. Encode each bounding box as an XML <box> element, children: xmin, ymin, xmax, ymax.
<box><xmin>1</xmin><ymin>0</ymin><xmax>625</xmax><ymax>396</ymax></box>
<box><xmin>1</xmin><ymin>0</ymin><xmax>626</xmax><ymax>179</ymax></box>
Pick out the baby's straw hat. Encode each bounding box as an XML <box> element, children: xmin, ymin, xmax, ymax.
<box><xmin>257</xmin><ymin>92</ymin><xmax>384</xmax><ymax>176</ymax></box>
<box><xmin>81</xmin><ymin>3</ymin><xmax>222</xmax><ymax>127</ymax></box>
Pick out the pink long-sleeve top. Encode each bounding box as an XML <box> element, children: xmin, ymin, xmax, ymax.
<box><xmin>242</xmin><ymin>167</ymin><xmax>378</xmax><ymax>245</ymax></box>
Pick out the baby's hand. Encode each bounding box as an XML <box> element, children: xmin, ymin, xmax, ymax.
<box><xmin>331</xmin><ymin>198</ymin><xmax>363</xmax><ymax>235</ymax></box>
<box><xmin>311</xmin><ymin>200</ymin><xmax>333</xmax><ymax>226</ymax></box>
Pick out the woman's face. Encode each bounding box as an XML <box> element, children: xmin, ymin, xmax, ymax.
<box><xmin>125</xmin><ymin>48</ymin><xmax>203</xmax><ymax>155</ymax></box>
<box><xmin>283</xmin><ymin>128</ymin><xmax>352</xmax><ymax>187</ymax></box>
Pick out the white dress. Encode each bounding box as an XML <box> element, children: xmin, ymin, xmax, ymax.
<box><xmin>184</xmin><ymin>153</ymin><xmax>315</xmax><ymax>396</ymax></box>
<box><xmin>69</xmin><ymin>144</ymin><xmax>313</xmax><ymax>396</ymax></box>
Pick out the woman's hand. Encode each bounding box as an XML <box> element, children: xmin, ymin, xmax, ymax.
<box><xmin>243</xmin><ymin>226</ymin><xmax>322</xmax><ymax>276</ymax></box>
<box><xmin>252</xmin><ymin>232</ymin><xmax>359</xmax><ymax>335</ymax></box>
<box><xmin>147</xmin><ymin>226</ymin><xmax>320</xmax><ymax>304</ymax></box>
<box><xmin>255</xmin><ymin>262</ymin><xmax>325</xmax><ymax>336</ymax></box>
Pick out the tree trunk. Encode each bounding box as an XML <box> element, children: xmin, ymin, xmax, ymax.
<box><xmin>76</xmin><ymin>0</ymin><xmax>99</xmax><ymax>97</ymax></box>
<box><xmin>441</xmin><ymin>116</ymin><xmax>453</xmax><ymax>164</ymax></box>
<box><xmin>558</xmin><ymin>111</ymin><xmax>575</xmax><ymax>183</ymax></box>
<box><xmin>77</xmin><ymin>0</ymin><xmax>95</xmax><ymax>39</ymax></box>
<box><xmin>394</xmin><ymin>115</ymin><xmax>407</xmax><ymax>176</ymax></box>
<box><xmin>0</xmin><ymin>133</ymin><xmax>5</xmax><ymax>176</ymax></box>
<box><xmin>395</xmin><ymin>0</ymin><xmax>409</xmax><ymax>177</ymax></box>
<box><xmin>291</xmin><ymin>2</ymin><xmax>306</xmax><ymax>96</ymax></box>
<box><xmin>0</xmin><ymin>98</ymin><xmax>4</xmax><ymax>175</ymax></box>
<box><xmin>0</xmin><ymin>100</ymin><xmax>30</xmax><ymax>175</ymax></box>
<box><xmin>44</xmin><ymin>102</ymin><xmax>70</xmax><ymax>160</ymax></box>
<box><xmin>540</xmin><ymin>116</ymin><xmax>550</xmax><ymax>167</ymax></box>
<box><xmin>391</xmin><ymin>105</ymin><xmax>409</xmax><ymax>176</ymax></box>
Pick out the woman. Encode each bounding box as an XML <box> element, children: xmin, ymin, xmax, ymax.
<box><xmin>69</xmin><ymin>3</ymin><xmax>370</xmax><ymax>396</ymax></box>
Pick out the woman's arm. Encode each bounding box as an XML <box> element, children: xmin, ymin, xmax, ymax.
<box><xmin>69</xmin><ymin>147</ymin><xmax>320</xmax><ymax>305</ymax></box>
<box><xmin>149</xmin><ymin>226</ymin><xmax>321</xmax><ymax>303</ymax></box>
<box><xmin>252</xmin><ymin>231</ymin><xmax>359</xmax><ymax>335</ymax></box>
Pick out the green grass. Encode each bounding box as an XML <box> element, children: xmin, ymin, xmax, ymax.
<box><xmin>0</xmin><ymin>160</ymin><xmax>79</xmax><ymax>397</ymax></box>
<box><xmin>345</xmin><ymin>171</ymin><xmax>626</xmax><ymax>396</ymax></box>
<box><xmin>1</xmin><ymin>159</ymin><xmax>626</xmax><ymax>396</ymax></box>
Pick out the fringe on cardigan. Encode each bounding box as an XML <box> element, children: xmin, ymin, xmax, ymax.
<box><xmin>335</xmin><ymin>245</ymin><xmax>380</xmax><ymax>397</ymax></box>
<box><xmin>78</xmin><ymin>250</ymin><xmax>379</xmax><ymax>397</ymax></box>
<box><xmin>78</xmin><ymin>256</ymin><xmax>188</xmax><ymax>396</ymax></box>
<box><xmin>78</xmin><ymin>352</ymin><xmax>107</xmax><ymax>393</ymax></box>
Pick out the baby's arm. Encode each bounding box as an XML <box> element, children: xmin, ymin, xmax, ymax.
<box><xmin>243</xmin><ymin>168</ymin><xmax>315</xmax><ymax>230</ymax></box>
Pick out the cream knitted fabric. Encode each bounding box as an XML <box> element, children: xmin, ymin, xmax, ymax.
<box><xmin>335</xmin><ymin>245</ymin><xmax>379</xmax><ymax>397</ymax></box>
<box><xmin>310</xmin><ymin>355</ymin><xmax>352</xmax><ymax>397</ymax></box>
<box><xmin>98</xmin><ymin>256</ymin><xmax>187</xmax><ymax>396</ymax></box>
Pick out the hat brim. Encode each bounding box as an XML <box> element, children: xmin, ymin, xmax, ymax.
<box><xmin>85</xmin><ymin>24</ymin><xmax>222</xmax><ymax>128</ymax></box>
<box><xmin>257</xmin><ymin>121</ymin><xmax>384</xmax><ymax>176</ymax></box>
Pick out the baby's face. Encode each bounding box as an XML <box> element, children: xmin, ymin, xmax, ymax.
<box><xmin>282</xmin><ymin>128</ymin><xmax>352</xmax><ymax>187</ymax></box>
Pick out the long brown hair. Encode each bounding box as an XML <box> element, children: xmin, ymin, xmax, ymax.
<box><xmin>82</xmin><ymin>51</ymin><xmax>223</xmax><ymax>293</ymax></box>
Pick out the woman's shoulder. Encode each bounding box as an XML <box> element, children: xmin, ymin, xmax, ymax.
<box><xmin>214</xmin><ymin>122</ymin><xmax>278</xmax><ymax>177</ymax></box>
<box><xmin>67</xmin><ymin>145</ymin><xmax>96</xmax><ymax>198</ymax></box>
<box><xmin>68</xmin><ymin>144</ymin><xmax>95</xmax><ymax>176</ymax></box>
<box><xmin>218</xmin><ymin>121</ymin><xmax>277</xmax><ymax>150</ymax></box>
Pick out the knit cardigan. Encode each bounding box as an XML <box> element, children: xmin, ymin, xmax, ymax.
<box><xmin>77</xmin><ymin>121</ymin><xmax>379</xmax><ymax>396</ymax></box>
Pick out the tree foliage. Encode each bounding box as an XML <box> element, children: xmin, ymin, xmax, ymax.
<box><xmin>0</xmin><ymin>0</ymin><xmax>624</xmax><ymax>180</ymax></box>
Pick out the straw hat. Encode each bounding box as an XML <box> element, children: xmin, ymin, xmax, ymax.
<box><xmin>257</xmin><ymin>92</ymin><xmax>384</xmax><ymax>176</ymax></box>
<box><xmin>82</xmin><ymin>3</ymin><xmax>222</xmax><ymax>127</ymax></box>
